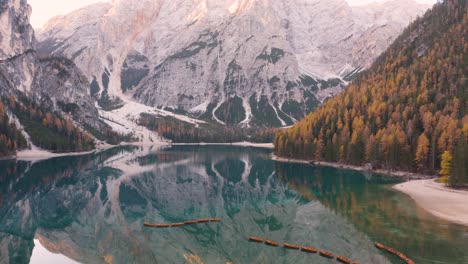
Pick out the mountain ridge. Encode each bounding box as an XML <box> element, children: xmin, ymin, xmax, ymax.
<box><xmin>37</xmin><ymin>0</ymin><xmax>430</xmax><ymax>127</ymax></box>
<box><xmin>0</xmin><ymin>0</ymin><xmax>131</xmax><ymax>157</ymax></box>
<box><xmin>0</xmin><ymin>0</ymin><xmax>432</xmax><ymax>157</ymax></box>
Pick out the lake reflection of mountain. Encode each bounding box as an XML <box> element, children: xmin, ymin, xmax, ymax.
<box><xmin>0</xmin><ymin>146</ymin><xmax>467</xmax><ymax>264</ymax></box>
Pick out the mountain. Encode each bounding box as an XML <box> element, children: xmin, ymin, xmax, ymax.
<box><xmin>0</xmin><ymin>0</ymin><xmax>125</xmax><ymax>157</ymax></box>
<box><xmin>37</xmin><ymin>0</ymin><xmax>430</xmax><ymax>127</ymax></box>
<box><xmin>0</xmin><ymin>0</ymin><xmax>37</xmax><ymax>95</ymax></box>
<box><xmin>275</xmin><ymin>0</ymin><xmax>467</xmax><ymax>181</ymax></box>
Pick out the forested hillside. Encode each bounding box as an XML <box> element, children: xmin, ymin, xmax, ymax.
<box><xmin>275</xmin><ymin>0</ymin><xmax>467</xmax><ymax>185</ymax></box>
<box><xmin>0</xmin><ymin>102</ymin><xmax>28</xmax><ymax>156</ymax></box>
<box><xmin>5</xmin><ymin>95</ymin><xmax>96</xmax><ymax>153</ymax></box>
<box><xmin>139</xmin><ymin>113</ymin><xmax>277</xmax><ymax>143</ymax></box>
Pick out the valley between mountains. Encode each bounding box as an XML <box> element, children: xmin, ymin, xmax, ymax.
<box><xmin>1</xmin><ymin>1</ymin><xmax>468</xmax><ymax>263</ymax></box>
<box><xmin>0</xmin><ymin>0</ymin><xmax>431</xmax><ymax>159</ymax></box>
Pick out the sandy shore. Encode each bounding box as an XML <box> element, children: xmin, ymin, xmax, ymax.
<box><xmin>271</xmin><ymin>155</ymin><xmax>431</xmax><ymax>180</ymax></box>
<box><xmin>394</xmin><ymin>180</ymin><xmax>468</xmax><ymax>226</ymax></box>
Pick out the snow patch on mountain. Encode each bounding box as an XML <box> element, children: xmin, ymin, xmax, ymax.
<box><xmin>98</xmin><ymin>95</ymin><xmax>206</xmax><ymax>144</ymax></box>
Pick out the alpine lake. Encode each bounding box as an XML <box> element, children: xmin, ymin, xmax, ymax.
<box><xmin>0</xmin><ymin>146</ymin><xmax>467</xmax><ymax>264</ymax></box>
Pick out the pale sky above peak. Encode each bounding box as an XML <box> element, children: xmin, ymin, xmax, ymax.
<box><xmin>28</xmin><ymin>0</ymin><xmax>437</xmax><ymax>28</ymax></box>
<box><xmin>29</xmin><ymin>0</ymin><xmax>109</xmax><ymax>28</ymax></box>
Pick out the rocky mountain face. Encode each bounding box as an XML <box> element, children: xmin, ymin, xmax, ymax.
<box><xmin>37</xmin><ymin>0</ymin><xmax>430</xmax><ymax>127</ymax></box>
<box><xmin>0</xmin><ymin>0</ymin><xmax>110</xmax><ymax>151</ymax></box>
<box><xmin>35</xmin><ymin>56</ymin><xmax>104</xmax><ymax>129</ymax></box>
<box><xmin>0</xmin><ymin>0</ymin><xmax>37</xmax><ymax>94</ymax></box>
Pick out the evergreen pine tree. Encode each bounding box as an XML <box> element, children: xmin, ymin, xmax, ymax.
<box><xmin>449</xmin><ymin>136</ymin><xmax>468</xmax><ymax>187</ymax></box>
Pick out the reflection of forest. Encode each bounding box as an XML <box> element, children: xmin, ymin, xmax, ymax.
<box><xmin>0</xmin><ymin>147</ymin><xmax>298</xmax><ymax>263</ymax></box>
<box><xmin>275</xmin><ymin>162</ymin><xmax>468</xmax><ymax>263</ymax></box>
<box><xmin>0</xmin><ymin>147</ymin><xmax>138</xmax><ymax>264</ymax></box>
<box><xmin>1</xmin><ymin>147</ymin><xmax>467</xmax><ymax>264</ymax></box>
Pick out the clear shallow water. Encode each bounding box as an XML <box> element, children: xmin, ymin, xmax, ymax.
<box><xmin>0</xmin><ymin>146</ymin><xmax>467</xmax><ymax>264</ymax></box>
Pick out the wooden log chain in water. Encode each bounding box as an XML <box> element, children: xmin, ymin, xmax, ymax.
<box><xmin>375</xmin><ymin>242</ymin><xmax>415</xmax><ymax>264</ymax></box>
<box><xmin>144</xmin><ymin>218</ymin><xmax>221</xmax><ymax>228</ymax></box>
<box><xmin>248</xmin><ymin>237</ymin><xmax>359</xmax><ymax>263</ymax></box>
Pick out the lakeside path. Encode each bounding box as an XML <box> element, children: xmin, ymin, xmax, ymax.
<box><xmin>394</xmin><ymin>180</ymin><xmax>468</xmax><ymax>227</ymax></box>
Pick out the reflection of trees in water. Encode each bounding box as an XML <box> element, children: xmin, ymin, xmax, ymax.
<box><xmin>0</xmin><ymin>147</ymin><xmax>288</xmax><ymax>264</ymax></box>
<box><xmin>120</xmin><ymin>147</ymin><xmax>381</xmax><ymax>263</ymax></box>
<box><xmin>1</xmin><ymin>146</ymin><xmax>466</xmax><ymax>264</ymax></box>
<box><xmin>275</xmin><ymin>162</ymin><xmax>468</xmax><ymax>263</ymax></box>
<box><xmin>0</xmin><ymin>147</ymin><xmax>138</xmax><ymax>263</ymax></box>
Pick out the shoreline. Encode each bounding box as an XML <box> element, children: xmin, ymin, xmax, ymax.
<box><xmin>14</xmin><ymin>141</ymin><xmax>123</xmax><ymax>162</ymax></box>
<box><xmin>271</xmin><ymin>155</ymin><xmax>433</xmax><ymax>180</ymax></box>
<box><xmin>14</xmin><ymin>141</ymin><xmax>163</xmax><ymax>162</ymax></box>
<box><xmin>271</xmin><ymin>155</ymin><xmax>468</xmax><ymax>227</ymax></box>
<box><xmin>5</xmin><ymin>141</ymin><xmax>274</xmax><ymax>162</ymax></box>
<box><xmin>171</xmin><ymin>142</ymin><xmax>274</xmax><ymax>149</ymax></box>
<box><xmin>394</xmin><ymin>180</ymin><xmax>468</xmax><ymax>227</ymax></box>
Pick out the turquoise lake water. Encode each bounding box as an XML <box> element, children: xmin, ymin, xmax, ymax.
<box><xmin>0</xmin><ymin>146</ymin><xmax>467</xmax><ymax>264</ymax></box>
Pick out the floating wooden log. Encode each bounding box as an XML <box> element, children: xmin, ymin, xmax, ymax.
<box><xmin>385</xmin><ymin>247</ymin><xmax>399</xmax><ymax>255</ymax></box>
<box><xmin>143</xmin><ymin>222</ymin><xmax>171</xmax><ymax>228</ymax></box>
<box><xmin>301</xmin><ymin>246</ymin><xmax>318</xmax><ymax>253</ymax></box>
<box><xmin>246</xmin><ymin>237</ymin><xmax>358</xmax><ymax>263</ymax></box>
<box><xmin>375</xmin><ymin>242</ymin><xmax>414</xmax><ymax>264</ymax></box>
<box><xmin>265</xmin><ymin>240</ymin><xmax>280</xmax><ymax>247</ymax></box>
<box><xmin>397</xmin><ymin>252</ymin><xmax>408</xmax><ymax>260</ymax></box>
<box><xmin>283</xmin><ymin>243</ymin><xmax>301</xmax><ymax>250</ymax></box>
<box><xmin>319</xmin><ymin>250</ymin><xmax>335</xmax><ymax>259</ymax></box>
<box><xmin>337</xmin><ymin>256</ymin><xmax>351</xmax><ymax>264</ymax></box>
<box><xmin>248</xmin><ymin>237</ymin><xmax>265</xmax><ymax>243</ymax></box>
<box><xmin>145</xmin><ymin>218</ymin><xmax>221</xmax><ymax>228</ymax></box>
<box><xmin>374</xmin><ymin>242</ymin><xmax>385</xmax><ymax>250</ymax></box>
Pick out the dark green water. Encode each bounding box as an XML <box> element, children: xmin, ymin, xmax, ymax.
<box><xmin>0</xmin><ymin>146</ymin><xmax>467</xmax><ymax>264</ymax></box>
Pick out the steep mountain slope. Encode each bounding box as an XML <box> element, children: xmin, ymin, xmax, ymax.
<box><xmin>275</xmin><ymin>0</ymin><xmax>467</xmax><ymax>178</ymax></box>
<box><xmin>37</xmin><ymin>0</ymin><xmax>430</xmax><ymax>127</ymax></box>
<box><xmin>0</xmin><ymin>0</ymin><xmax>121</xmax><ymax>156</ymax></box>
<box><xmin>0</xmin><ymin>0</ymin><xmax>37</xmax><ymax>94</ymax></box>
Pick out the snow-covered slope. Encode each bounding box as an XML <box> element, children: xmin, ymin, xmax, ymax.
<box><xmin>37</xmin><ymin>0</ymin><xmax>430</xmax><ymax>127</ymax></box>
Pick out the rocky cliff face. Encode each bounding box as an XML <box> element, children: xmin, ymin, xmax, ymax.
<box><xmin>35</xmin><ymin>56</ymin><xmax>103</xmax><ymax>130</ymax></box>
<box><xmin>0</xmin><ymin>0</ymin><xmax>109</xmax><ymax>145</ymax></box>
<box><xmin>0</xmin><ymin>0</ymin><xmax>37</xmax><ymax>94</ymax></box>
<box><xmin>37</xmin><ymin>0</ymin><xmax>430</xmax><ymax>127</ymax></box>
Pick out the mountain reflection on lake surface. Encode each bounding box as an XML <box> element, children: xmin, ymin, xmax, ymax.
<box><xmin>0</xmin><ymin>146</ymin><xmax>467</xmax><ymax>264</ymax></box>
